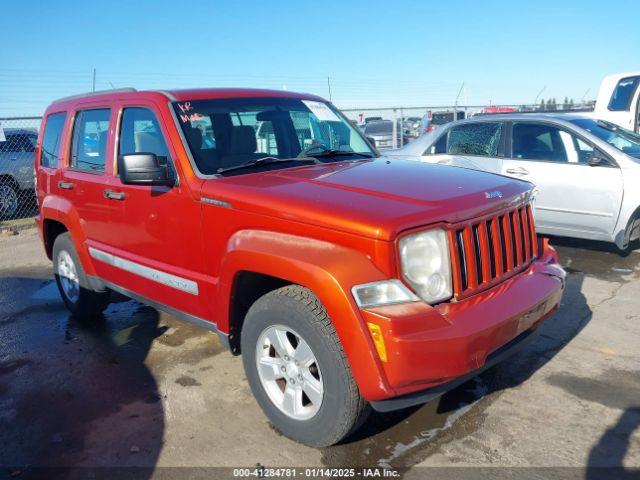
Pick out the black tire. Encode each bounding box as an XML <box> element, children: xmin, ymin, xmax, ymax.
<box><xmin>52</xmin><ymin>232</ymin><xmax>110</xmax><ymax>318</ymax></box>
<box><xmin>241</xmin><ymin>285</ymin><xmax>369</xmax><ymax>447</ymax></box>
<box><xmin>0</xmin><ymin>179</ymin><xmax>20</xmax><ymax>219</ymax></box>
<box><xmin>620</xmin><ymin>214</ymin><xmax>640</xmax><ymax>256</ymax></box>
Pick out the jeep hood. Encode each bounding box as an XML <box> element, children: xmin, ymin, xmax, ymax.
<box><xmin>201</xmin><ymin>158</ymin><xmax>533</xmax><ymax>241</ymax></box>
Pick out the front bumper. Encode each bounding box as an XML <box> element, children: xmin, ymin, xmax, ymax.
<box><xmin>371</xmin><ymin>326</ymin><xmax>542</xmax><ymax>412</ymax></box>
<box><xmin>359</xmin><ymin>242</ymin><xmax>565</xmax><ymax>404</ymax></box>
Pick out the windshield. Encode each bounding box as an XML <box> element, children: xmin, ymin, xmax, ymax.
<box><xmin>172</xmin><ymin>97</ymin><xmax>375</xmax><ymax>175</ymax></box>
<box><xmin>571</xmin><ymin>118</ymin><xmax>640</xmax><ymax>158</ymax></box>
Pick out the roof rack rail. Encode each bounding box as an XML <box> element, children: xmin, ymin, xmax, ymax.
<box><xmin>52</xmin><ymin>88</ymin><xmax>137</xmax><ymax>104</ymax></box>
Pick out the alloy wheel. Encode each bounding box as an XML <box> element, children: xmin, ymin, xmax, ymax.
<box><xmin>57</xmin><ymin>250</ymin><xmax>80</xmax><ymax>303</ymax></box>
<box><xmin>255</xmin><ymin>325</ymin><xmax>323</xmax><ymax>420</ymax></box>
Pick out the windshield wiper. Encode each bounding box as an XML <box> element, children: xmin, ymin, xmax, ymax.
<box><xmin>306</xmin><ymin>148</ymin><xmax>373</xmax><ymax>159</ymax></box>
<box><xmin>596</xmin><ymin>120</ymin><xmax>640</xmax><ymax>143</ymax></box>
<box><xmin>217</xmin><ymin>156</ymin><xmax>318</xmax><ymax>175</ymax></box>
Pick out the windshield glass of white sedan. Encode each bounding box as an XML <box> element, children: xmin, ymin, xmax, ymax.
<box><xmin>571</xmin><ymin>119</ymin><xmax>640</xmax><ymax>158</ymax></box>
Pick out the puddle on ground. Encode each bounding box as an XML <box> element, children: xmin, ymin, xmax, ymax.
<box><xmin>30</xmin><ymin>280</ymin><xmax>60</xmax><ymax>301</ymax></box>
<box><xmin>175</xmin><ymin>375</ymin><xmax>202</xmax><ymax>387</ymax></box>
<box><xmin>550</xmin><ymin>237</ymin><xmax>640</xmax><ymax>283</ymax></box>
<box><xmin>321</xmin><ymin>378</ymin><xmax>490</xmax><ymax>469</ymax></box>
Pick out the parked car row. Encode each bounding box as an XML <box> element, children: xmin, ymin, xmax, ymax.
<box><xmin>401</xmin><ymin>116</ymin><xmax>422</xmax><ymax>137</ymax></box>
<box><xmin>362</xmin><ymin>120</ymin><xmax>408</xmax><ymax>149</ymax></box>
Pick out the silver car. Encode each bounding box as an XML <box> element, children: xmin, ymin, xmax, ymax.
<box><xmin>0</xmin><ymin>128</ymin><xmax>37</xmax><ymax>218</ymax></box>
<box><xmin>391</xmin><ymin>113</ymin><xmax>640</xmax><ymax>252</ymax></box>
<box><xmin>363</xmin><ymin>120</ymin><xmax>402</xmax><ymax>149</ymax></box>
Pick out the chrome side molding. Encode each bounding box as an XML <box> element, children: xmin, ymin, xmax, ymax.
<box><xmin>88</xmin><ymin>247</ymin><xmax>199</xmax><ymax>295</ymax></box>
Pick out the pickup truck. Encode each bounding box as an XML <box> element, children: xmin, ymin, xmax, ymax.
<box><xmin>35</xmin><ymin>88</ymin><xmax>565</xmax><ymax>447</ymax></box>
<box><xmin>594</xmin><ymin>71</ymin><xmax>640</xmax><ymax>133</ymax></box>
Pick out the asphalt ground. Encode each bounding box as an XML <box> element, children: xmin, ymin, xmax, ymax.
<box><xmin>0</xmin><ymin>228</ymin><xmax>638</xmax><ymax>479</ymax></box>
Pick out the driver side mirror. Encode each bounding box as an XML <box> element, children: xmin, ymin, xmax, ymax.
<box><xmin>118</xmin><ymin>153</ymin><xmax>174</xmax><ymax>186</ymax></box>
<box><xmin>587</xmin><ymin>152</ymin><xmax>611</xmax><ymax>167</ymax></box>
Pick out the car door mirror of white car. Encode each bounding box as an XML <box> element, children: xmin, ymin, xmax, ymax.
<box><xmin>587</xmin><ymin>152</ymin><xmax>612</xmax><ymax>167</ymax></box>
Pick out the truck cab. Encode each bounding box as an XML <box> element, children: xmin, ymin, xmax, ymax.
<box><xmin>594</xmin><ymin>72</ymin><xmax>640</xmax><ymax>133</ymax></box>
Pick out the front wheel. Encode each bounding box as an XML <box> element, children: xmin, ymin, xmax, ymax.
<box><xmin>617</xmin><ymin>215</ymin><xmax>640</xmax><ymax>256</ymax></box>
<box><xmin>241</xmin><ymin>285</ymin><xmax>368</xmax><ymax>447</ymax></box>
<box><xmin>53</xmin><ymin>233</ymin><xmax>111</xmax><ymax>318</ymax></box>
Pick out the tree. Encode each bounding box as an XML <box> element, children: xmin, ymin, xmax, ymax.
<box><xmin>563</xmin><ymin>96</ymin><xmax>569</xmax><ymax>109</ymax></box>
<box><xmin>540</xmin><ymin>99</ymin><xmax>546</xmax><ymax>111</ymax></box>
<box><xmin>569</xmin><ymin>98</ymin><xmax>575</xmax><ymax>109</ymax></box>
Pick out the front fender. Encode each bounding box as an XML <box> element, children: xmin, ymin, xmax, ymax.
<box><xmin>218</xmin><ymin>229</ymin><xmax>396</xmax><ymax>400</ymax></box>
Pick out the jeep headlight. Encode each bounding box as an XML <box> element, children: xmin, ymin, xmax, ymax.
<box><xmin>399</xmin><ymin>228</ymin><xmax>452</xmax><ymax>304</ymax></box>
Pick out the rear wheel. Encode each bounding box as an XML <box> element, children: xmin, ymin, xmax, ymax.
<box><xmin>0</xmin><ymin>180</ymin><xmax>19</xmax><ymax>219</ymax></box>
<box><xmin>241</xmin><ymin>285</ymin><xmax>368</xmax><ymax>447</ymax></box>
<box><xmin>53</xmin><ymin>233</ymin><xmax>110</xmax><ymax>318</ymax></box>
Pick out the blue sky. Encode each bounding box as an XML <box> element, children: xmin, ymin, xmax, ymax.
<box><xmin>1</xmin><ymin>0</ymin><xmax>639</xmax><ymax>116</ymax></box>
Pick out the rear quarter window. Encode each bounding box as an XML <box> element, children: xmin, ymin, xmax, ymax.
<box><xmin>41</xmin><ymin>113</ymin><xmax>67</xmax><ymax>168</ymax></box>
<box><xmin>424</xmin><ymin>133</ymin><xmax>447</xmax><ymax>155</ymax></box>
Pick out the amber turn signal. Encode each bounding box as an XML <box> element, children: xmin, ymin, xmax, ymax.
<box><xmin>367</xmin><ymin>322</ymin><xmax>387</xmax><ymax>362</ymax></box>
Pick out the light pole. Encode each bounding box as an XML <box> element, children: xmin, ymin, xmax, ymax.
<box><xmin>534</xmin><ymin>85</ymin><xmax>547</xmax><ymax>107</ymax></box>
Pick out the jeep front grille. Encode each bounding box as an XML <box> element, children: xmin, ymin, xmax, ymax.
<box><xmin>449</xmin><ymin>203</ymin><xmax>537</xmax><ymax>298</ymax></box>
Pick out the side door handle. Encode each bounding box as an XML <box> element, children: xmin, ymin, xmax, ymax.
<box><xmin>505</xmin><ymin>167</ymin><xmax>530</xmax><ymax>175</ymax></box>
<box><xmin>57</xmin><ymin>180</ymin><xmax>75</xmax><ymax>190</ymax></box>
<box><xmin>103</xmin><ymin>189</ymin><xmax>126</xmax><ymax>201</ymax></box>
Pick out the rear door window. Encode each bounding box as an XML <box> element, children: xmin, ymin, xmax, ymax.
<box><xmin>41</xmin><ymin>113</ymin><xmax>67</xmax><ymax>168</ymax></box>
<box><xmin>70</xmin><ymin>109</ymin><xmax>111</xmax><ymax>173</ymax></box>
<box><xmin>447</xmin><ymin>122</ymin><xmax>502</xmax><ymax>156</ymax></box>
<box><xmin>608</xmin><ymin>76</ymin><xmax>640</xmax><ymax>111</ymax></box>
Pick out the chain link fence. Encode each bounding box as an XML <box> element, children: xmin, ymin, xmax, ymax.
<box><xmin>342</xmin><ymin>103</ymin><xmax>594</xmax><ymax>149</ymax></box>
<box><xmin>0</xmin><ymin>117</ymin><xmax>42</xmax><ymax>232</ymax></box>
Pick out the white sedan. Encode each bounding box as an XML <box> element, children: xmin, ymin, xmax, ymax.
<box><xmin>389</xmin><ymin>113</ymin><xmax>640</xmax><ymax>253</ymax></box>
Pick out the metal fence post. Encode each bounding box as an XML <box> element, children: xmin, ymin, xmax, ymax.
<box><xmin>399</xmin><ymin>107</ymin><xmax>404</xmax><ymax>148</ymax></box>
<box><xmin>392</xmin><ymin>109</ymin><xmax>398</xmax><ymax>149</ymax></box>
